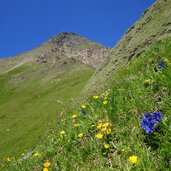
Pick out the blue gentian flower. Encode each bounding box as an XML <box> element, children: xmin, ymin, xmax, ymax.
<box><xmin>154</xmin><ymin>66</ymin><xmax>158</xmax><ymax>72</ymax></box>
<box><xmin>152</xmin><ymin>111</ymin><xmax>162</xmax><ymax>124</ymax></box>
<box><xmin>81</xmin><ymin>109</ymin><xmax>86</xmax><ymax>115</ymax></box>
<box><xmin>158</xmin><ymin>60</ymin><xmax>166</xmax><ymax>69</ymax></box>
<box><xmin>143</xmin><ymin>112</ymin><xmax>151</xmax><ymax>120</ymax></box>
<box><xmin>140</xmin><ymin>111</ymin><xmax>162</xmax><ymax>134</ymax></box>
<box><xmin>57</xmin><ymin>121</ymin><xmax>60</xmax><ymax>125</ymax></box>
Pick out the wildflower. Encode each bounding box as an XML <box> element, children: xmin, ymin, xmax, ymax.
<box><xmin>154</xmin><ymin>66</ymin><xmax>158</xmax><ymax>72</ymax></box>
<box><xmin>6</xmin><ymin>157</ymin><xmax>11</xmax><ymax>162</ymax></box>
<box><xmin>105</xmin><ymin>91</ymin><xmax>109</xmax><ymax>97</ymax></box>
<box><xmin>43</xmin><ymin>168</ymin><xmax>49</xmax><ymax>171</ymax></box>
<box><xmin>164</xmin><ymin>58</ymin><xmax>170</xmax><ymax>63</ymax></box>
<box><xmin>104</xmin><ymin>144</ymin><xmax>110</xmax><ymax>149</ymax></box>
<box><xmin>144</xmin><ymin>79</ymin><xmax>151</xmax><ymax>85</ymax></box>
<box><xmin>152</xmin><ymin>111</ymin><xmax>162</xmax><ymax>123</ymax></box>
<box><xmin>158</xmin><ymin>60</ymin><xmax>166</xmax><ymax>69</ymax></box>
<box><xmin>71</xmin><ymin>114</ymin><xmax>78</xmax><ymax>119</ymax></box>
<box><xmin>129</xmin><ymin>155</ymin><xmax>138</xmax><ymax>164</ymax></box>
<box><xmin>93</xmin><ymin>95</ymin><xmax>99</xmax><ymax>99</ymax></box>
<box><xmin>32</xmin><ymin>152</ymin><xmax>41</xmax><ymax>157</ymax></box>
<box><xmin>95</xmin><ymin>133</ymin><xmax>103</xmax><ymax>139</ymax></box>
<box><xmin>43</xmin><ymin>161</ymin><xmax>51</xmax><ymax>168</ymax></box>
<box><xmin>101</xmin><ymin>127</ymin><xmax>107</xmax><ymax>132</ymax></box>
<box><xmin>78</xmin><ymin>133</ymin><xmax>84</xmax><ymax>138</ymax></box>
<box><xmin>74</xmin><ymin>123</ymin><xmax>80</xmax><ymax>127</ymax></box>
<box><xmin>106</xmin><ymin>128</ymin><xmax>111</xmax><ymax>134</ymax></box>
<box><xmin>103</xmin><ymin>100</ymin><xmax>108</xmax><ymax>105</ymax></box>
<box><xmin>81</xmin><ymin>105</ymin><xmax>86</xmax><ymax>109</ymax></box>
<box><xmin>140</xmin><ymin>112</ymin><xmax>162</xmax><ymax>134</ymax></box>
<box><xmin>80</xmin><ymin>109</ymin><xmax>86</xmax><ymax>115</ymax></box>
<box><xmin>21</xmin><ymin>153</ymin><xmax>25</xmax><ymax>156</ymax></box>
<box><xmin>97</xmin><ymin>123</ymin><xmax>102</xmax><ymax>129</ymax></box>
<box><xmin>60</xmin><ymin>130</ymin><xmax>65</xmax><ymax>135</ymax></box>
<box><xmin>103</xmin><ymin>122</ymin><xmax>109</xmax><ymax>127</ymax></box>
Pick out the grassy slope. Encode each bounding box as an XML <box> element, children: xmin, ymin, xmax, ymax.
<box><xmin>2</xmin><ymin>39</ymin><xmax>171</xmax><ymax>171</ymax></box>
<box><xmin>84</xmin><ymin>0</ymin><xmax>171</xmax><ymax>93</ymax></box>
<box><xmin>0</xmin><ymin>61</ymin><xmax>94</xmax><ymax>158</ymax></box>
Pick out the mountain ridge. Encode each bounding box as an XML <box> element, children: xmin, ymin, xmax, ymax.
<box><xmin>0</xmin><ymin>32</ymin><xmax>110</xmax><ymax>74</ymax></box>
<box><xmin>83</xmin><ymin>0</ymin><xmax>171</xmax><ymax>93</ymax></box>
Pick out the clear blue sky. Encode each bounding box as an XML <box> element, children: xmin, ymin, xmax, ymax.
<box><xmin>0</xmin><ymin>0</ymin><xmax>156</xmax><ymax>58</ymax></box>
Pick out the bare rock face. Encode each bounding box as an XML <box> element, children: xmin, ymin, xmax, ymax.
<box><xmin>35</xmin><ymin>32</ymin><xmax>110</xmax><ymax>69</ymax></box>
<box><xmin>37</xmin><ymin>54</ymin><xmax>47</xmax><ymax>63</ymax></box>
<box><xmin>0</xmin><ymin>32</ymin><xmax>110</xmax><ymax>74</ymax></box>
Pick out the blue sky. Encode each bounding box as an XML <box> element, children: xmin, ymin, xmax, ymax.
<box><xmin>0</xmin><ymin>0</ymin><xmax>156</xmax><ymax>58</ymax></box>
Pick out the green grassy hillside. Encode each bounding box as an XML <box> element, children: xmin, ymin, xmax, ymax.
<box><xmin>0</xmin><ymin>61</ymin><xmax>94</xmax><ymax>158</ymax></box>
<box><xmin>1</xmin><ymin>39</ymin><xmax>171</xmax><ymax>171</ymax></box>
<box><xmin>84</xmin><ymin>0</ymin><xmax>171</xmax><ymax>93</ymax></box>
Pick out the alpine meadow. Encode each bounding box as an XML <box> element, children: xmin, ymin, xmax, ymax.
<box><xmin>0</xmin><ymin>0</ymin><xmax>171</xmax><ymax>170</ymax></box>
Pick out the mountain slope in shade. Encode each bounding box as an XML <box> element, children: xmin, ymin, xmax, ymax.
<box><xmin>83</xmin><ymin>0</ymin><xmax>171</xmax><ymax>93</ymax></box>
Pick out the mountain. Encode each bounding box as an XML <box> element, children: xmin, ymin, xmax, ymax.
<box><xmin>0</xmin><ymin>32</ymin><xmax>109</xmax><ymax>74</ymax></box>
<box><xmin>83</xmin><ymin>0</ymin><xmax>171</xmax><ymax>93</ymax></box>
<box><xmin>0</xmin><ymin>33</ymin><xmax>109</xmax><ymax>158</ymax></box>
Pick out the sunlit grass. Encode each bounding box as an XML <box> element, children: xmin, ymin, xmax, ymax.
<box><xmin>1</xmin><ymin>39</ymin><xmax>171</xmax><ymax>170</ymax></box>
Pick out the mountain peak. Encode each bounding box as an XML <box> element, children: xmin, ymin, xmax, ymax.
<box><xmin>43</xmin><ymin>32</ymin><xmax>110</xmax><ymax>68</ymax></box>
<box><xmin>48</xmin><ymin>32</ymin><xmax>104</xmax><ymax>49</ymax></box>
<box><xmin>0</xmin><ymin>32</ymin><xmax>110</xmax><ymax>73</ymax></box>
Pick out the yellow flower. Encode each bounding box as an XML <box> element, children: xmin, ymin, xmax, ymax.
<box><xmin>105</xmin><ymin>91</ymin><xmax>109</xmax><ymax>97</ymax></box>
<box><xmin>60</xmin><ymin>130</ymin><xmax>65</xmax><ymax>135</ymax></box>
<box><xmin>81</xmin><ymin>105</ymin><xmax>86</xmax><ymax>109</ymax></box>
<box><xmin>95</xmin><ymin>133</ymin><xmax>103</xmax><ymax>139</ymax></box>
<box><xmin>71</xmin><ymin>114</ymin><xmax>78</xmax><ymax>119</ymax></box>
<box><xmin>78</xmin><ymin>133</ymin><xmax>84</xmax><ymax>138</ymax></box>
<box><xmin>21</xmin><ymin>153</ymin><xmax>25</xmax><ymax>156</ymax></box>
<box><xmin>103</xmin><ymin>100</ymin><xmax>108</xmax><ymax>105</ymax></box>
<box><xmin>104</xmin><ymin>144</ymin><xmax>110</xmax><ymax>149</ymax></box>
<box><xmin>6</xmin><ymin>157</ymin><xmax>11</xmax><ymax>162</ymax></box>
<box><xmin>93</xmin><ymin>95</ymin><xmax>99</xmax><ymax>99</ymax></box>
<box><xmin>97</xmin><ymin>123</ymin><xmax>102</xmax><ymax>129</ymax></box>
<box><xmin>129</xmin><ymin>155</ymin><xmax>138</xmax><ymax>164</ymax></box>
<box><xmin>144</xmin><ymin>79</ymin><xmax>151</xmax><ymax>85</ymax></box>
<box><xmin>32</xmin><ymin>152</ymin><xmax>41</xmax><ymax>157</ymax></box>
<box><xmin>101</xmin><ymin>127</ymin><xmax>107</xmax><ymax>132</ymax></box>
<box><xmin>106</xmin><ymin>128</ymin><xmax>111</xmax><ymax>134</ymax></box>
<box><xmin>103</xmin><ymin>122</ymin><xmax>109</xmax><ymax>127</ymax></box>
<box><xmin>164</xmin><ymin>58</ymin><xmax>170</xmax><ymax>64</ymax></box>
<box><xmin>43</xmin><ymin>168</ymin><xmax>49</xmax><ymax>171</ymax></box>
<box><xmin>74</xmin><ymin>123</ymin><xmax>80</xmax><ymax>127</ymax></box>
<box><xmin>43</xmin><ymin>162</ymin><xmax>51</xmax><ymax>168</ymax></box>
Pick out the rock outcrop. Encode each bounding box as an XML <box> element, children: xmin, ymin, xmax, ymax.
<box><xmin>37</xmin><ymin>32</ymin><xmax>109</xmax><ymax>69</ymax></box>
<box><xmin>0</xmin><ymin>32</ymin><xmax>110</xmax><ymax>74</ymax></box>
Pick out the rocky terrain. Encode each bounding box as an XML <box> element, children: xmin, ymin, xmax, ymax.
<box><xmin>0</xmin><ymin>32</ymin><xmax>109</xmax><ymax>75</ymax></box>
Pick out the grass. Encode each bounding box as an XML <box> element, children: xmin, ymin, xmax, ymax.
<box><xmin>1</xmin><ymin>39</ymin><xmax>171</xmax><ymax>170</ymax></box>
<box><xmin>84</xmin><ymin>0</ymin><xmax>171</xmax><ymax>93</ymax></box>
<box><xmin>0</xmin><ymin>61</ymin><xmax>94</xmax><ymax>159</ymax></box>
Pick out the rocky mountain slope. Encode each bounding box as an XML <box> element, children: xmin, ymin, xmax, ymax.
<box><xmin>0</xmin><ymin>32</ymin><xmax>109</xmax><ymax>75</ymax></box>
<box><xmin>84</xmin><ymin>0</ymin><xmax>171</xmax><ymax>93</ymax></box>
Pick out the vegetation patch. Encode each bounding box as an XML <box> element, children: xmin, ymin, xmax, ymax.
<box><xmin>1</xmin><ymin>39</ymin><xmax>171</xmax><ymax>170</ymax></box>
